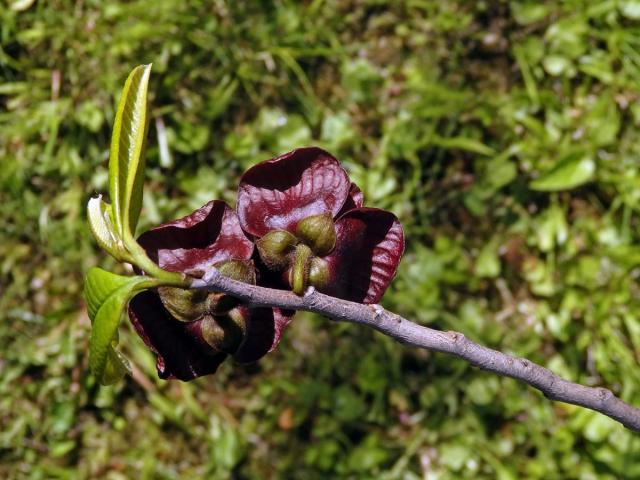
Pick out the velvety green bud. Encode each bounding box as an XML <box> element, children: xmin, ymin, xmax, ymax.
<box><xmin>214</xmin><ymin>259</ymin><xmax>256</xmax><ymax>284</ymax></box>
<box><xmin>205</xmin><ymin>292</ymin><xmax>240</xmax><ymax>315</ymax></box>
<box><xmin>295</xmin><ymin>212</ymin><xmax>336</xmax><ymax>256</ymax></box>
<box><xmin>308</xmin><ymin>257</ymin><xmax>329</xmax><ymax>290</ymax></box>
<box><xmin>202</xmin><ymin>260</ymin><xmax>257</xmax><ymax>314</ymax></box>
<box><xmin>157</xmin><ymin>287</ymin><xmax>209</xmax><ymax>322</ymax></box>
<box><xmin>256</xmin><ymin>230</ymin><xmax>298</xmax><ymax>270</ymax></box>
<box><xmin>200</xmin><ymin>309</ymin><xmax>247</xmax><ymax>353</ymax></box>
<box><xmin>290</xmin><ymin>244</ymin><xmax>312</xmax><ymax>295</ymax></box>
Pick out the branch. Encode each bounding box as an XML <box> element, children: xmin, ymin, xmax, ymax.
<box><xmin>191</xmin><ymin>269</ymin><xmax>640</xmax><ymax>433</ymax></box>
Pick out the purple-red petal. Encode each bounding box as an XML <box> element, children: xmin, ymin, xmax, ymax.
<box><xmin>128</xmin><ymin>291</ymin><xmax>227</xmax><ymax>381</ymax></box>
<box><xmin>323</xmin><ymin>208</ymin><xmax>404</xmax><ymax>304</ymax></box>
<box><xmin>233</xmin><ymin>307</ymin><xmax>295</xmax><ymax>363</ymax></box>
<box><xmin>237</xmin><ymin>147</ymin><xmax>351</xmax><ymax>237</ymax></box>
<box><xmin>137</xmin><ymin>200</ymin><xmax>254</xmax><ymax>273</ymax></box>
<box><xmin>337</xmin><ymin>182</ymin><xmax>364</xmax><ymax>216</ymax></box>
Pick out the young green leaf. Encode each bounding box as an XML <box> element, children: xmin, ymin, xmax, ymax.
<box><xmin>85</xmin><ymin>267</ymin><xmax>134</xmax><ymax>319</ymax></box>
<box><xmin>84</xmin><ymin>267</ymin><xmax>154</xmax><ymax>384</ymax></box>
<box><xmin>432</xmin><ymin>135</ymin><xmax>495</xmax><ymax>156</ymax></box>
<box><xmin>530</xmin><ymin>152</ymin><xmax>595</xmax><ymax>191</ymax></box>
<box><xmin>87</xmin><ymin>195</ymin><xmax>130</xmax><ymax>262</ymax></box>
<box><xmin>101</xmin><ymin>348</ymin><xmax>132</xmax><ymax>385</ymax></box>
<box><xmin>109</xmin><ymin>64</ymin><xmax>152</xmax><ymax>240</ymax></box>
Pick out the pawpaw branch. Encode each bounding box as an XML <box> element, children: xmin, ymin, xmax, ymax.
<box><xmin>190</xmin><ymin>268</ymin><xmax>640</xmax><ymax>433</ymax></box>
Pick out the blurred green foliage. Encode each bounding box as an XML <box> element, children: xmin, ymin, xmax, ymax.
<box><xmin>2</xmin><ymin>0</ymin><xmax>640</xmax><ymax>478</ymax></box>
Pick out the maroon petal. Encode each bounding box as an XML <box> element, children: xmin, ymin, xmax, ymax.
<box><xmin>237</xmin><ymin>147</ymin><xmax>351</xmax><ymax>237</ymax></box>
<box><xmin>323</xmin><ymin>208</ymin><xmax>404</xmax><ymax>304</ymax></box>
<box><xmin>233</xmin><ymin>307</ymin><xmax>295</xmax><ymax>363</ymax></box>
<box><xmin>128</xmin><ymin>291</ymin><xmax>227</xmax><ymax>381</ymax></box>
<box><xmin>337</xmin><ymin>182</ymin><xmax>364</xmax><ymax>216</ymax></box>
<box><xmin>137</xmin><ymin>200</ymin><xmax>254</xmax><ymax>273</ymax></box>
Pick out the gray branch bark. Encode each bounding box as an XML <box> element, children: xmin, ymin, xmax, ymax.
<box><xmin>191</xmin><ymin>269</ymin><xmax>640</xmax><ymax>433</ymax></box>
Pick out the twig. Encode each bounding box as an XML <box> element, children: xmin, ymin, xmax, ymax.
<box><xmin>191</xmin><ymin>269</ymin><xmax>640</xmax><ymax>433</ymax></box>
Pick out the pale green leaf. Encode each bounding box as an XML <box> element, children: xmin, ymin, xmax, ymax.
<box><xmin>432</xmin><ymin>135</ymin><xmax>495</xmax><ymax>156</ymax></box>
<box><xmin>621</xmin><ymin>1</ymin><xmax>640</xmax><ymax>19</ymax></box>
<box><xmin>87</xmin><ymin>196</ymin><xmax>129</xmax><ymax>261</ymax></box>
<box><xmin>84</xmin><ymin>267</ymin><xmax>133</xmax><ymax>321</ymax></box>
<box><xmin>10</xmin><ymin>0</ymin><xmax>36</xmax><ymax>11</ymax></box>
<box><xmin>475</xmin><ymin>242</ymin><xmax>500</xmax><ymax>278</ymax></box>
<box><xmin>84</xmin><ymin>267</ymin><xmax>151</xmax><ymax>384</ymax></box>
<box><xmin>109</xmin><ymin>64</ymin><xmax>152</xmax><ymax>239</ymax></box>
<box><xmin>543</xmin><ymin>55</ymin><xmax>571</xmax><ymax>76</ymax></box>
<box><xmin>101</xmin><ymin>348</ymin><xmax>132</xmax><ymax>386</ymax></box>
<box><xmin>530</xmin><ymin>153</ymin><xmax>595</xmax><ymax>191</ymax></box>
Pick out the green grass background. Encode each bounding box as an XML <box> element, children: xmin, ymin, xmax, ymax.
<box><xmin>2</xmin><ymin>0</ymin><xmax>640</xmax><ymax>478</ymax></box>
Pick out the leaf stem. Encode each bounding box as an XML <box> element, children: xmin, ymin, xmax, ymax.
<box><xmin>125</xmin><ymin>237</ymin><xmax>189</xmax><ymax>286</ymax></box>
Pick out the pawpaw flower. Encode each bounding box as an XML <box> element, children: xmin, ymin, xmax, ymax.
<box><xmin>237</xmin><ymin>147</ymin><xmax>404</xmax><ymax>303</ymax></box>
<box><xmin>128</xmin><ymin>200</ymin><xmax>292</xmax><ymax>381</ymax></box>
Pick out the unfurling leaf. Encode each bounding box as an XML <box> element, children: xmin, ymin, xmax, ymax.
<box><xmin>109</xmin><ymin>64</ymin><xmax>152</xmax><ymax>240</ymax></box>
<box><xmin>87</xmin><ymin>195</ymin><xmax>129</xmax><ymax>261</ymax></box>
<box><xmin>84</xmin><ymin>267</ymin><xmax>153</xmax><ymax>384</ymax></box>
<box><xmin>101</xmin><ymin>348</ymin><xmax>132</xmax><ymax>385</ymax></box>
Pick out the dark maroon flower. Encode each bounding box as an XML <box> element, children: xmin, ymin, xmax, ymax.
<box><xmin>128</xmin><ymin>148</ymin><xmax>403</xmax><ymax>381</ymax></box>
<box><xmin>128</xmin><ymin>200</ymin><xmax>292</xmax><ymax>381</ymax></box>
<box><xmin>237</xmin><ymin>147</ymin><xmax>404</xmax><ymax>303</ymax></box>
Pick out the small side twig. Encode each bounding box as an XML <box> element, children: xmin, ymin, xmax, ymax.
<box><xmin>191</xmin><ymin>269</ymin><xmax>640</xmax><ymax>432</ymax></box>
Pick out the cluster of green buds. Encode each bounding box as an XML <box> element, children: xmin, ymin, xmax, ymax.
<box><xmin>157</xmin><ymin>260</ymin><xmax>255</xmax><ymax>354</ymax></box>
<box><xmin>256</xmin><ymin>213</ymin><xmax>336</xmax><ymax>295</ymax></box>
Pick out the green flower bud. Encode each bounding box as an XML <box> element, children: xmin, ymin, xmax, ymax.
<box><xmin>290</xmin><ymin>243</ymin><xmax>313</xmax><ymax>295</ymax></box>
<box><xmin>157</xmin><ymin>287</ymin><xmax>209</xmax><ymax>322</ymax></box>
<box><xmin>205</xmin><ymin>292</ymin><xmax>240</xmax><ymax>315</ymax></box>
<box><xmin>308</xmin><ymin>257</ymin><xmax>329</xmax><ymax>290</ymax></box>
<box><xmin>256</xmin><ymin>229</ymin><xmax>298</xmax><ymax>270</ymax></box>
<box><xmin>201</xmin><ymin>259</ymin><xmax>257</xmax><ymax>314</ymax></box>
<box><xmin>159</xmin><ymin>259</ymin><xmax>257</xmax><ymax>321</ymax></box>
<box><xmin>200</xmin><ymin>310</ymin><xmax>247</xmax><ymax>353</ymax></box>
<box><xmin>214</xmin><ymin>259</ymin><xmax>256</xmax><ymax>284</ymax></box>
<box><xmin>295</xmin><ymin>212</ymin><xmax>336</xmax><ymax>256</ymax></box>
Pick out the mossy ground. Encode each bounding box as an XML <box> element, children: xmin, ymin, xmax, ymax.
<box><xmin>2</xmin><ymin>1</ymin><xmax>640</xmax><ymax>478</ymax></box>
